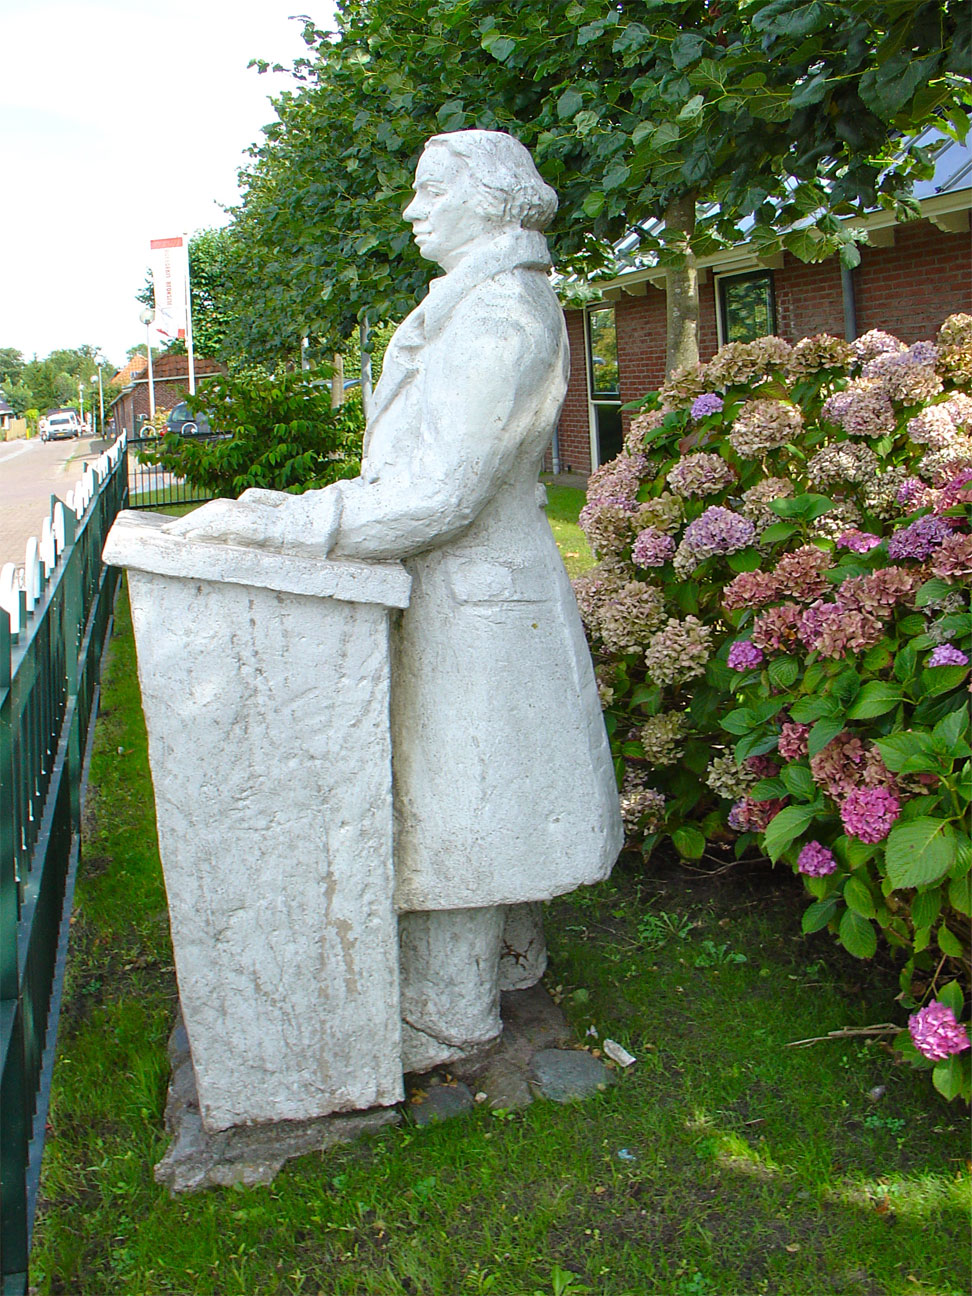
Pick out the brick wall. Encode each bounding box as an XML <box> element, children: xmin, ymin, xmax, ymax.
<box><xmin>853</xmin><ymin>221</ymin><xmax>971</xmax><ymax>340</ymax></box>
<box><xmin>548</xmin><ymin>310</ymin><xmax>593</xmax><ymax>473</ymax></box>
<box><xmin>556</xmin><ymin>216</ymin><xmax>970</xmax><ymax>476</ymax></box>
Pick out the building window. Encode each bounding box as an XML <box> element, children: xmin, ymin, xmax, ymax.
<box><xmin>587</xmin><ymin>306</ymin><xmax>620</xmax><ymax>400</ymax></box>
<box><xmin>585</xmin><ymin>305</ymin><xmax>622</xmax><ymax>467</ymax></box>
<box><xmin>717</xmin><ymin>271</ymin><xmax>777</xmax><ymax>345</ymax></box>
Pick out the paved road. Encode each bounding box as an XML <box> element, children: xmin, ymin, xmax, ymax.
<box><xmin>0</xmin><ymin>435</ymin><xmax>111</xmax><ymax>568</ymax></box>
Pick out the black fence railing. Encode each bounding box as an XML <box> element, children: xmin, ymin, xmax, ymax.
<box><xmin>0</xmin><ymin>435</ymin><xmax>127</xmax><ymax>1296</ymax></box>
<box><xmin>126</xmin><ymin>426</ymin><xmax>218</xmax><ymax>510</ymax></box>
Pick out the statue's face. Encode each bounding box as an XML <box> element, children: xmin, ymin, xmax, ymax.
<box><xmin>403</xmin><ymin>147</ymin><xmax>502</xmax><ymax>271</ymax></box>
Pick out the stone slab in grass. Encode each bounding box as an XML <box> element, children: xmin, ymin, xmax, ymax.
<box><xmin>155</xmin><ymin>1013</ymin><xmax>400</xmax><ymax>1194</ymax></box>
<box><xmin>410</xmin><ymin>1082</ymin><xmax>475</xmax><ymax>1126</ymax></box>
<box><xmin>530</xmin><ymin>1048</ymin><xmax>615</xmax><ymax>1102</ymax></box>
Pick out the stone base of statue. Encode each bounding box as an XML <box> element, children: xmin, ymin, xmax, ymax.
<box><xmin>103</xmin><ymin>512</ymin><xmax>412</xmax><ymax>1130</ymax></box>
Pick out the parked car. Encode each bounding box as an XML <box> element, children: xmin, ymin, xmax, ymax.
<box><xmin>40</xmin><ymin>410</ymin><xmax>82</xmax><ymax>441</ymax></box>
<box><xmin>165</xmin><ymin>401</ymin><xmax>212</xmax><ymax>436</ymax></box>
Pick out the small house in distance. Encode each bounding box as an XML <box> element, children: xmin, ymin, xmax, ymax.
<box><xmin>108</xmin><ymin>353</ymin><xmax>226</xmax><ymax>434</ymax></box>
<box><xmin>555</xmin><ymin>132</ymin><xmax>972</xmax><ymax>476</ymax></box>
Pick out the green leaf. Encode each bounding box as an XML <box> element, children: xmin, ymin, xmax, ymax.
<box><xmin>932</xmin><ymin>1054</ymin><xmax>966</xmax><ymax>1102</ymax></box>
<box><xmin>808</xmin><ymin>718</ymin><xmax>843</xmax><ymax>759</ymax></box>
<box><xmin>948</xmin><ymin>873</ymin><xmax>972</xmax><ymax>916</ymax></box>
<box><xmin>802</xmin><ymin>897</ymin><xmax>839</xmax><ymax>934</ymax></box>
<box><xmin>789</xmin><ymin>696</ymin><xmax>837</xmax><ymax>724</ymax></box>
<box><xmin>875</xmin><ymin>733</ymin><xmax>932</xmax><ymax>772</ymax></box>
<box><xmin>934</xmin><ymin>707</ymin><xmax>972</xmax><ymax>756</ymax></box>
<box><xmin>938</xmin><ymin>980</ymin><xmax>965</xmax><ymax>1018</ymax></box>
<box><xmin>721</xmin><ymin>707</ymin><xmax>757</xmax><ymax>736</ymax></box>
<box><xmin>781</xmin><ymin>765</ymin><xmax>816</xmax><ymax>801</ymax></box>
<box><xmin>557</xmin><ymin>88</ymin><xmax>584</xmax><ymax>119</ymax></box>
<box><xmin>843</xmin><ymin>875</ymin><xmax>876</xmax><ymax>920</ymax></box>
<box><xmin>885</xmin><ymin>819</ymin><xmax>958</xmax><ymax>889</ymax></box>
<box><xmin>677</xmin><ymin>94</ymin><xmax>705</xmax><ymax>121</ymax></box>
<box><xmin>750</xmin><ymin>776</ymin><xmax>788</xmax><ymax>800</ymax></box>
<box><xmin>920</xmin><ymin>665</ymin><xmax>969</xmax><ymax>697</ymax></box>
<box><xmin>838</xmin><ymin>908</ymin><xmax>877</xmax><ymax>959</ymax></box>
<box><xmin>763</xmin><ymin>805</ymin><xmax>819</xmax><ymax>863</ymax></box>
<box><xmin>768</xmin><ymin>657</ymin><xmax>799</xmax><ymax>689</ymax></box>
<box><xmin>768</xmin><ymin>493</ymin><xmax>834</xmax><ymax>521</ymax></box>
<box><xmin>727</xmin><ymin>548</ymin><xmax>761</xmax><ymax>573</ymax></box>
<box><xmin>911</xmin><ymin>887</ymin><xmax>942</xmax><ymax>932</ymax></box>
<box><xmin>915</xmin><ymin>577</ymin><xmax>955</xmax><ymax>608</ymax></box>
<box><xmin>582</xmin><ymin>191</ymin><xmax>606</xmax><ymax>218</ymax></box>
<box><xmin>846</xmin><ymin>682</ymin><xmax>902</xmax><ymax>720</ymax></box>
<box><xmin>672</xmin><ymin>825</ymin><xmax>706</xmax><ymax>860</ymax></box>
<box><xmin>938</xmin><ymin>924</ymin><xmax>964</xmax><ymax>958</ymax></box>
<box><xmin>758</xmin><ymin>521</ymin><xmax>798</xmax><ymax>545</ymax></box>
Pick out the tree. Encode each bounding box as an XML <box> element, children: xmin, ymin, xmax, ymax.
<box><xmin>230</xmin><ymin>0</ymin><xmax>970</xmax><ymax>371</ymax></box>
<box><xmin>0</xmin><ymin>347</ymin><xmax>24</xmax><ymax>388</ymax></box>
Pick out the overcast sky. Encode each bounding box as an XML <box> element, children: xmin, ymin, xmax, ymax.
<box><xmin>0</xmin><ymin>0</ymin><xmax>335</xmax><ymax>370</ymax></box>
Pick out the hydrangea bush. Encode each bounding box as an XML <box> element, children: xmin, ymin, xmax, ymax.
<box><xmin>576</xmin><ymin>316</ymin><xmax>972</xmax><ymax>1101</ymax></box>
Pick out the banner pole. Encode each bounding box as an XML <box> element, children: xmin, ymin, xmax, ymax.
<box><xmin>183</xmin><ymin>234</ymin><xmax>196</xmax><ymax>396</ymax></box>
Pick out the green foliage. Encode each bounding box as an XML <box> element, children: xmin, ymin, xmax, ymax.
<box><xmin>224</xmin><ymin>0</ymin><xmax>970</xmax><ymax>358</ymax></box>
<box><xmin>578</xmin><ymin>316</ymin><xmax>972</xmax><ymax>1098</ymax></box>
<box><xmin>138</xmin><ymin>368</ymin><xmax>363</xmax><ymax>497</ymax></box>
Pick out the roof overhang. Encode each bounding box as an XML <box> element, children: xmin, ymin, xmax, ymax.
<box><xmin>593</xmin><ymin>187</ymin><xmax>971</xmax><ymax>299</ymax></box>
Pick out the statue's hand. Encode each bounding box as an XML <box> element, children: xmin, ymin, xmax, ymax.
<box><xmin>161</xmin><ymin>486</ymin><xmax>343</xmax><ymax>557</ymax></box>
<box><xmin>161</xmin><ymin>498</ymin><xmax>270</xmax><ymax>547</ymax></box>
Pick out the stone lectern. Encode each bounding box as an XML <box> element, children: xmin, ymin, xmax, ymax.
<box><xmin>103</xmin><ymin>512</ymin><xmax>411</xmax><ymax>1130</ymax></box>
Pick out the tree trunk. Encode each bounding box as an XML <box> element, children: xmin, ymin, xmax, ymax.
<box><xmin>664</xmin><ymin>192</ymin><xmax>700</xmax><ymax>377</ymax></box>
<box><xmin>331</xmin><ymin>352</ymin><xmax>345</xmax><ymax>410</ymax></box>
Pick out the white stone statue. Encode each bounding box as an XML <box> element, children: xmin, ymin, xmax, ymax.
<box><xmin>164</xmin><ymin>130</ymin><xmax>622</xmax><ymax>1072</ymax></box>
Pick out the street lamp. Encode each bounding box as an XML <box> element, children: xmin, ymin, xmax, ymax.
<box><xmin>139</xmin><ymin>306</ymin><xmax>157</xmax><ymax>421</ymax></box>
<box><xmin>90</xmin><ymin>356</ymin><xmax>106</xmax><ymax>439</ymax></box>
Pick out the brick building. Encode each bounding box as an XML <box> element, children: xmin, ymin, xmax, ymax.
<box><xmin>108</xmin><ymin>352</ymin><xmax>226</xmax><ymax>433</ymax></box>
<box><xmin>555</xmin><ymin>135</ymin><xmax>972</xmax><ymax>476</ymax></box>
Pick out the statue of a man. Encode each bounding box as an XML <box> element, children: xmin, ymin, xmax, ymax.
<box><xmin>167</xmin><ymin>130</ymin><xmax>622</xmax><ymax>1069</ymax></box>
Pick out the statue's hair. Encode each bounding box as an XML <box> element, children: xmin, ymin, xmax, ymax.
<box><xmin>425</xmin><ymin>130</ymin><xmax>558</xmax><ymax>231</ymax></box>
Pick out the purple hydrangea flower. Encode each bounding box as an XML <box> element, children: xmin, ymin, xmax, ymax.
<box><xmin>887</xmin><ymin>514</ymin><xmax>952</xmax><ymax>560</ymax></box>
<box><xmin>727</xmin><ymin>640</ymin><xmax>764</xmax><ymax>671</ymax></box>
<box><xmin>632</xmin><ymin>527</ymin><xmax>677</xmax><ymax>568</ymax></box>
<box><xmin>682</xmin><ymin>507</ymin><xmax>756</xmax><ymax>558</ymax></box>
<box><xmin>928</xmin><ymin>643</ymin><xmax>970</xmax><ymax>667</ymax></box>
<box><xmin>836</xmin><ymin>529</ymin><xmax>882</xmax><ymax>554</ymax></box>
<box><xmin>896</xmin><ymin>477</ymin><xmax>926</xmax><ymax>508</ymax></box>
<box><xmin>839</xmin><ymin>786</ymin><xmax>900</xmax><ymax>843</ymax></box>
<box><xmin>691</xmin><ymin>392</ymin><xmax>724</xmax><ymax>420</ymax></box>
<box><xmin>797</xmin><ymin>841</ymin><xmax>837</xmax><ymax>877</ymax></box>
<box><xmin>908</xmin><ymin>1001</ymin><xmax>971</xmax><ymax>1061</ymax></box>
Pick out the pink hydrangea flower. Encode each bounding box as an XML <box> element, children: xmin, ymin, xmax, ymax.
<box><xmin>728</xmin><ymin>796</ymin><xmax>786</xmax><ymax>832</ymax></box>
<box><xmin>797</xmin><ymin>841</ymin><xmax>837</xmax><ymax>877</ymax></box>
<box><xmin>837</xmin><ymin>529</ymin><xmax>882</xmax><ymax>553</ymax></box>
<box><xmin>722</xmin><ymin>569</ymin><xmax>779</xmax><ymax>613</ymax></box>
<box><xmin>908</xmin><ymin>1001</ymin><xmax>971</xmax><ymax>1061</ymax></box>
<box><xmin>727</xmin><ymin>640</ymin><xmax>764</xmax><ymax>671</ymax></box>
<box><xmin>839</xmin><ymin>786</ymin><xmax>900</xmax><ymax>843</ymax></box>
<box><xmin>632</xmin><ymin>527</ymin><xmax>677</xmax><ymax>568</ymax></box>
<box><xmin>778</xmin><ymin>722</ymin><xmax>811</xmax><ymax>760</ymax></box>
<box><xmin>928</xmin><ymin>643</ymin><xmax>969</xmax><ymax>667</ymax></box>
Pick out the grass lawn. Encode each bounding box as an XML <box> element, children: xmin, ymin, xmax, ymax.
<box><xmin>543</xmin><ymin>484</ymin><xmax>594</xmax><ymax>578</ymax></box>
<box><xmin>29</xmin><ymin>513</ymin><xmax>969</xmax><ymax>1296</ymax></box>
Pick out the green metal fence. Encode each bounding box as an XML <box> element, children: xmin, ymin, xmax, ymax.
<box><xmin>0</xmin><ymin>436</ymin><xmax>128</xmax><ymax>1296</ymax></box>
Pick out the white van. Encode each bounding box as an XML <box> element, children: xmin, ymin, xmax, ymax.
<box><xmin>41</xmin><ymin>410</ymin><xmax>82</xmax><ymax>441</ymax></box>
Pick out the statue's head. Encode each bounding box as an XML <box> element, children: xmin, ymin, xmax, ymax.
<box><xmin>403</xmin><ymin>129</ymin><xmax>557</xmax><ymax>272</ymax></box>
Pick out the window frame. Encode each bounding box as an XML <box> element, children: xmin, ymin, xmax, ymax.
<box><xmin>715</xmin><ymin>269</ymin><xmax>778</xmax><ymax>348</ymax></box>
<box><xmin>585</xmin><ymin>304</ymin><xmax>621</xmax><ymax>402</ymax></box>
